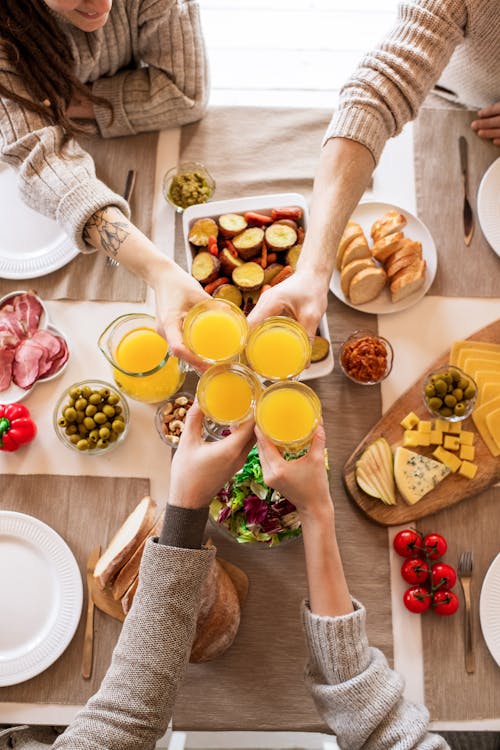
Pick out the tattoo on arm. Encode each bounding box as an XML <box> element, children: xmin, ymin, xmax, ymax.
<box><xmin>83</xmin><ymin>209</ymin><xmax>130</xmax><ymax>256</ymax></box>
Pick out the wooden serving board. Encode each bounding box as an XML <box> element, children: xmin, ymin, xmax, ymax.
<box><xmin>343</xmin><ymin>320</ymin><xmax>500</xmax><ymax>525</ymax></box>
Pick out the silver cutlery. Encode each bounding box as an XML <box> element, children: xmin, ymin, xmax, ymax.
<box><xmin>106</xmin><ymin>169</ymin><xmax>136</xmax><ymax>267</ymax></box>
<box><xmin>458</xmin><ymin>136</ymin><xmax>474</xmax><ymax>247</ymax></box>
<box><xmin>458</xmin><ymin>550</ymin><xmax>474</xmax><ymax>674</ymax></box>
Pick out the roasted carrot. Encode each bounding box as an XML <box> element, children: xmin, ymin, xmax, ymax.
<box><xmin>260</xmin><ymin>239</ymin><xmax>268</xmax><ymax>269</ymax></box>
<box><xmin>244</xmin><ymin>211</ymin><xmax>273</xmax><ymax>226</ymax></box>
<box><xmin>208</xmin><ymin>236</ymin><xmax>219</xmax><ymax>257</ymax></box>
<box><xmin>297</xmin><ymin>226</ymin><xmax>305</xmax><ymax>244</ymax></box>
<box><xmin>271</xmin><ymin>206</ymin><xmax>303</xmax><ymax>221</ymax></box>
<box><xmin>205</xmin><ymin>276</ymin><xmax>229</xmax><ymax>294</ymax></box>
<box><xmin>269</xmin><ymin>265</ymin><xmax>293</xmax><ymax>286</ymax></box>
<box><xmin>266</xmin><ymin>252</ymin><xmax>278</xmax><ymax>264</ymax></box>
<box><xmin>225</xmin><ymin>239</ymin><xmax>238</xmax><ymax>257</ymax></box>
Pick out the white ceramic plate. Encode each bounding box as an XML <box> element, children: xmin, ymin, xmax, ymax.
<box><xmin>330</xmin><ymin>201</ymin><xmax>438</xmax><ymax>315</ymax></box>
<box><xmin>477</xmin><ymin>158</ymin><xmax>500</xmax><ymax>257</ymax></box>
<box><xmin>183</xmin><ymin>193</ymin><xmax>334</xmax><ymax>381</ymax></box>
<box><xmin>479</xmin><ymin>551</ymin><xmax>500</xmax><ymax>667</ymax></box>
<box><xmin>0</xmin><ymin>511</ymin><xmax>82</xmax><ymax>686</ymax></box>
<box><xmin>0</xmin><ymin>164</ymin><xmax>79</xmax><ymax>279</ymax></box>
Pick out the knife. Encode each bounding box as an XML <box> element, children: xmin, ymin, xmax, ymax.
<box><xmin>458</xmin><ymin>136</ymin><xmax>474</xmax><ymax>246</ymax></box>
<box><xmin>81</xmin><ymin>545</ymin><xmax>101</xmax><ymax>680</ymax></box>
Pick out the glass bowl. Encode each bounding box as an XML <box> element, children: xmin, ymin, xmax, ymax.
<box><xmin>339</xmin><ymin>329</ymin><xmax>393</xmax><ymax>385</ymax></box>
<box><xmin>422</xmin><ymin>366</ymin><xmax>477</xmax><ymax>422</ymax></box>
<box><xmin>162</xmin><ymin>161</ymin><xmax>215</xmax><ymax>212</ymax></box>
<box><xmin>155</xmin><ymin>391</ymin><xmax>195</xmax><ymax>449</ymax></box>
<box><xmin>53</xmin><ymin>379</ymin><xmax>130</xmax><ymax>455</ymax></box>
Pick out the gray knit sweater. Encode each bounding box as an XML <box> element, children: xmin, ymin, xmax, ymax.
<box><xmin>1</xmin><ymin>540</ymin><xmax>448</xmax><ymax>750</ymax></box>
<box><xmin>325</xmin><ymin>0</ymin><xmax>500</xmax><ymax>163</ymax></box>
<box><xmin>0</xmin><ymin>0</ymin><xmax>208</xmax><ymax>251</ymax></box>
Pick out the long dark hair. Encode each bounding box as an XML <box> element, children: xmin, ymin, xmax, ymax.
<box><xmin>0</xmin><ymin>0</ymin><xmax>112</xmax><ymax>140</ymax></box>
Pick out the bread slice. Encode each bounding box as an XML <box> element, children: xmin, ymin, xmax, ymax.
<box><xmin>93</xmin><ymin>496</ymin><xmax>158</xmax><ymax>589</ymax></box>
<box><xmin>386</xmin><ymin>252</ymin><xmax>421</xmax><ymax>279</ymax></box>
<box><xmin>341</xmin><ymin>235</ymin><xmax>371</xmax><ymax>269</ymax></box>
<box><xmin>340</xmin><ymin>257</ymin><xmax>375</xmax><ymax>296</ymax></box>
<box><xmin>370</xmin><ymin>232</ymin><xmax>405</xmax><ymax>263</ymax></box>
<box><xmin>385</xmin><ymin>240</ymin><xmax>422</xmax><ymax>269</ymax></box>
<box><xmin>336</xmin><ymin>221</ymin><xmax>364</xmax><ymax>270</ymax></box>
<box><xmin>349</xmin><ymin>266</ymin><xmax>387</xmax><ymax>305</ymax></box>
<box><xmin>389</xmin><ymin>257</ymin><xmax>424</xmax><ymax>283</ymax></box>
<box><xmin>111</xmin><ymin>513</ymin><xmax>164</xmax><ymax>601</ymax></box>
<box><xmin>390</xmin><ymin>259</ymin><xmax>427</xmax><ymax>303</ymax></box>
<box><xmin>370</xmin><ymin>210</ymin><xmax>407</xmax><ymax>242</ymax></box>
<box><xmin>121</xmin><ymin>577</ymin><xmax>139</xmax><ymax>615</ymax></box>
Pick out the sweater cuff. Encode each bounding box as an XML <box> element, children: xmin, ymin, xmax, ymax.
<box><xmin>302</xmin><ymin>598</ymin><xmax>371</xmax><ymax>684</ymax></box>
<box><xmin>56</xmin><ymin>178</ymin><xmax>131</xmax><ymax>253</ymax></box>
<box><xmin>159</xmin><ymin>504</ymin><xmax>209</xmax><ymax>549</ymax></box>
<box><xmin>93</xmin><ymin>74</ymin><xmax>136</xmax><ymax>138</ymax></box>
<box><xmin>323</xmin><ymin>105</ymin><xmax>391</xmax><ymax>165</ymax></box>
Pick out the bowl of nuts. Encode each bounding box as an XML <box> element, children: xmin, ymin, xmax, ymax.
<box><xmin>423</xmin><ymin>366</ymin><xmax>477</xmax><ymax>421</ymax></box>
<box><xmin>155</xmin><ymin>392</ymin><xmax>195</xmax><ymax>448</ymax></box>
<box><xmin>53</xmin><ymin>380</ymin><xmax>129</xmax><ymax>454</ymax></box>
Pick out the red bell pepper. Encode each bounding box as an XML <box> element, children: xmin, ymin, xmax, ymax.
<box><xmin>0</xmin><ymin>403</ymin><xmax>37</xmax><ymax>452</ymax></box>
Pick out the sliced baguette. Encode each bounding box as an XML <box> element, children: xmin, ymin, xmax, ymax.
<box><xmin>341</xmin><ymin>235</ymin><xmax>371</xmax><ymax>269</ymax></box>
<box><xmin>93</xmin><ymin>496</ymin><xmax>158</xmax><ymax>589</ymax></box>
<box><xmin>111</xmin><ymin>513</ymin><xmax>164</xmax><ymax>601</ymax></box>
<box><xmin>390</xmin><ymin>257</ymin><xmax>424</xmax><ymax>284</ymax></box>
<box><xmin>370</xmin><ymin>210</ymin><xmax>407</xmax><ymax>242</ymax></box>
<box><xmin>370</xmin><ymin>232</ymin><xmax>405</xmax><ymax>263</ymax></box>
<box><xmin>385</xmin><ymin>240</ymin><xmax>422</xmax><ymax>269</ymax></box>
<box><xmin>390</xmin><ymin>259</ymin><xmax>427</xmax><ymax>303</ymax></box>
<box><xmin>386</xmin><ymin>253</ymin><xmax>422</xmax><ymax>280</ymax></box>
<box><xmin>340</xmin><ymin>257</ymin><xmax>375</xmax><ymax>296</ymax></box>
<box><xmin>349</xmin><ymin>266</ymin><xmax>387</xmax><ymax>305</ymax></box>
<box><xmin>121</xmin><ymin>577</ymin><xmax>139</xmax><ymax>615</ymax></box>
<box><xmin>336</xmin><ymin>221</ymin><xmax>364</xmax><ymax>270</ymax></box>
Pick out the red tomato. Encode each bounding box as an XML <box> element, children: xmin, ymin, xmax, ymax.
<box><xmin>403</xmin><ymin>585</ymin><xmax>431</xmax><ymax>614</ymax></box>
<box><xmin>423</xmin><ymin>532</ymin><xmax>448</xmax><ymax>560</ymax></box>
<box><xmin>432</xmin><ymin>589</ymin><xmax>459</xmax><ymax>616</ymax></box>
<box><xmin>431</xmin><ymin>562</ymin><xmax>457</xmax><ymax>591</ymax></box>
<box><xmin>393</xmin><ymin>529</ymin><xmax>423</xmax><ymax>558</ymax></box>
<box><xmin>401</xmin><ymin>557</ymin><xmax>430</xmax><ymax>585</ymax></box>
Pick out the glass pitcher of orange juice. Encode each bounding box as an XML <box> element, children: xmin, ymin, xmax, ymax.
<box><xmin>98</xmin><ymin>314</ymin><xmax>186</xmax><ymax>403</ymax></box>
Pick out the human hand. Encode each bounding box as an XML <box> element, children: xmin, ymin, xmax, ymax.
<box><xmin>471</xmin><ymin>103</ymin><xmax>500</xmax><ymax>146</ymax></box>
<box><xmin>254</xmin><ymin>423</ymin><xmax>332</xmax><ymax>520</ymax></box>
<box><xmin>168</xmin><ymin>402</ymin><xmax>256</xmax><ymax>509</ymax></box>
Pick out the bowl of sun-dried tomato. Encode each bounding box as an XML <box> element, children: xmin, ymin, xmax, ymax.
<box><xmin>339</xmin><ymin>330</ymin><xmax>393</xmax><ymax>385</ymax></box>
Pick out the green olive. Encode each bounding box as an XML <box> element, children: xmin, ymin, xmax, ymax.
<box><xmin>112</xmin><ymin>419</ymin><xmax>125</xmax><ymax>434</ymax></box>
<box><xmin>114</xmin><ymin>405</ymin><xmax>122</xmax><ymax>415</ymax></box>
<box><xmin>69</xmin><ymin>434</ymin><xmax>80</xmax><ymax>445</ymax></box>
<box><xmin>464</xmin><ymin>385</ymin><xmax>476</xmax><ymax>400</ymax></box>
<box><xmin>109</xmin><ymin>431</ymin><xmax>118</xmax><ymax>442</ymax></box>
<box><xmin>74</xmin><ymin>398</ymin><xmax>87</xmax><ymax>411</ymax></box>
<box><xmin>444</xmin><ymin>394</ymin><xmax>457</xmax><ymax>408</ymax></box>
<box><xmin>83</xmin><ymin>417</ymin><xmax>96</xmax><ymax>430</ymax></box>
<box><xmin>88</xmin><ymin>428</ymin><xmax>99</xmax><ymax>442</ymax></box>
<box><xmin>434</xmin><ymin>379</ymin><xmax>448</xmax><ymax>396</ymax></box>
<box><xmin>64</xmin><ymin>406</ymin><xmax>77</xmax><ymax>422</ymax></box>
<box><xmin>81</xmin><ymin>386</ymin><xmax>92</xmax><ymax>398</ymax></box>
<box><xmin>107</xmin><ymin>394</ymin><xmax>119</xmax><ymax>405</ymax></box>
<box><xmin>85</xmin><ymin>404</ymin><xmax>97</xmax><ymax>417</ymax></box>
<box><xmin>94</xmin><ymin>412</ymin><xmax>107</xmax><ymax>425</ymax></box>
<box><xmin>97</xmin><ymin>438</ymin><xmax>109</xmax><ymax>449</ymax></box>
<box><xmin>69</xmin><ymin>387</ymin><xmax>82</xmax><ymax>400</ymax></box>
<box><xmin>75</xmin><ymin>410</ymin><xmax>85</xmax><ymax>423</ymax></box>
<box><xmin>428</xmin><ymin>397</ymin><xmax>443</xmax><ymax>410</ymax></box>
<box><xmin>78</xmin><ymin>423</ymin><xmax>88</xmax><ymax>436</ymax></box>
<box><xmin>424</xmin><ymin>383</ymin><xmax>436</xmax><ymax>397</ymax></box>
<box><xmin>102</xmin><ymin>404</ymin><xmax>115</xmax><ymax>418</ymax></box>
<box><xmin>454</xmin><ymin>402</ymin><xmax>467</xmax><ymax>416</ymax></box>
<box><xmin>99</xmin><ymin>388</ymin><xmax>110</xmax><ymax>399</ymax></box>
<box><xmin>88</xmin><ymin>393</ymin><xmax>101</xmax><ymax>405</ymax></box>
<box><xmin>439</xmin><ymin>407</ymin><xmax>453</xmax><ymax>417</ymax></box>
<box><xmin>76</xmin><ymin>439</ymin><xmax>89</xmax><ymax>451</ymax></box>
<box><xmin>99</xmin><ymin>427</ymin><xmax>111</xmax><ymax>440</ymax></box>
<box><xmin>58</xmin><ymin>417</ymin><xmax>67</xmax><ymax>428</ymax></box>
<box><xmin>452</xmin><ymin>388</ymin><xmax>463</xmax><ymax>401</ymax></box>
<box><xmin>65</xmin><ymin>424</ymin><xmax>78</xmax><ymax>435</ymax></box>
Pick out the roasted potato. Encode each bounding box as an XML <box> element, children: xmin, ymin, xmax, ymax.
<box><xmin>188</xmin><ymin>218</ymin><xmax>219</xmax><ymax>247</ymax></box>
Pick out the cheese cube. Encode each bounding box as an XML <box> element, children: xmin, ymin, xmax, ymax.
<box><xmin>443</xmin><ymin>435</ymin><xmax>460</xmax><ymax>451</ymax></box>
<box><xmin>459</xmin><ymin>431</ymin><xmax>475</xmax><ymax>446</ymax></box>
<box><xmin>432</xmin><ymin>446</ymin><xmax>462</xmax><ymax>473</ymax></box>
<box><xmin>447</xmin><ymin>422</ymin><xmax>462</xmax><ymax>434</ymax></box>
<box><xmin>458</xmin><ymin>460</ymin><xmax>478</xmax><ymax>480</ymax></box>
<box><xmin>418</xmin><ymin>433</ymin><xmax>431</xmax><ymax>447</ymax></box>
<box><xmin>400</xmin><ymin>412</ymin><xmax>420</xmax><ymax>430</ymax></box>
<box><xmin>403</xmin><ymin>430</ymin><xmax>422</xmax><ymax>448</ymax></box>
<box><xmin>418</xmin><ymin>420</ymin><xmax>432</xmax><ymax>433</ymax></box>
<box><xmin>430</xmin><ymin>429</ymin><xmax>443</xmax><ymax>445</ymax></box>
<box><xmin>459</xmin><ymin>444</ymin><xmax>475</xmax><ymax>461</ymax></box>
<box><xmin>435</xmin><ymin>418</ymin><xmax>451</xmax><ymax>433</ymax></box>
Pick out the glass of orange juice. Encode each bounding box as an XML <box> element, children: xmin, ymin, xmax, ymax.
<box><xmin>197</xmin><ymin>362</ymin><xmax>261</xmax><ymax>439</ymax></box>
<box><xmin>245</xmin><ymin>316</ymin><xmax>311</xmax><ymax>381</ymax></box>
<box><xmin>183</xmin><ymin>299</ymin><xmax>249</xmax><ymax>365</ymax></box>
<box><xmin>255</xmin><ymin>381</ymin><xmax>321</xmax><ymax>455</ymax></box>
<box><xmin>98</xmin><ymin>314</ymin><xmax>187</xmax><ymax>403</ymax></box>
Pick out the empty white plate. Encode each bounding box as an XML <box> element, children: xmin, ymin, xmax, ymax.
<box><xmin>479</xmin><ymin>551</ymin><xmax>500</xmax><ymax>667</ymax></box>
<box><xmin>477</xmin><ymin>157</ymin><xmax>500</xmax><ymax>257</ymax></box>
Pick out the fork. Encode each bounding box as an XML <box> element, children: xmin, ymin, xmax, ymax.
<box><xmin>106</xmin><ymin>169</ymin><xmax>136</xmax><ymax>267</ymax></box>
<box><xmin>458</xmin><ymin>551</ymin><xmax>474</xmax><ymax>674</ymax></box>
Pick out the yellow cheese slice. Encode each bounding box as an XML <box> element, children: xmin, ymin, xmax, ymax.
<box><xmin>450</xmin><ymin>340</ymin><xmax>500</xmax><ymax>366</ymax></box>
<box><xmin>478</xmin><ymin>382</ymin><xmax>500</xmax><ymax>408</ymax></box>
<box><xmin>463</xmin><ymin>358</ymin><xmax>500</xmax><ymax>379</ymax></box>
<box><xmin>472</xmin><ymin>395</ymin><xmax>500</xmax><ymax>457</ymax></box>
<box><xmin>474</xmin><ymin>371</ymin><xmax>500</xmax><ymax>391</ymax></box>
<box><xmin>456</xmin><ymin>348</ymin><xmax>500</xmax><ymax>371</ymax></box>
<box><xmin>485</xmin><ymin>407</ymin><xmax>500</xmax><ymax>452</ymax></box>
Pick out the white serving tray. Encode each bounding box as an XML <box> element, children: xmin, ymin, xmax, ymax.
<box><xmin>182</xmin><ymin>192</ymin><xmax>334</xmax><ymax>381</ymax></box>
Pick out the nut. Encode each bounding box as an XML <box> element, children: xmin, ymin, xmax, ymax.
<box><xmin>169</xmin><ymin>435</ymin><xmax>180</xmax><ymax>444</ymax></box>
<box><xmin>170</xmin><ymin>419</ymin><xmax>184</xmax><ymax>433</ymax></box>
<box><xmin>163</xmin><ymin>401</ymin><xmax>174</xmax><ymax>415</ymax></box>
<box><xmin>176</xmin><ymin>407</ymin><xmax>187</xmax><ymax>418</ymax></box>
<box><xmin>175</xmin><ymin>396</ymin><xmax>189</xmax><ymax>406</ymax></box>
<box><xmin>163</xmin><ymin>414</ymin><xmax>175</xmax><ymax>424</ymax></box>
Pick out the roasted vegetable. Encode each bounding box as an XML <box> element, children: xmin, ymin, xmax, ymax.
<box><xmin>232</xmin><ymin>261</ymin><xmax>265</xmax><ymax>291</ymax></box>
<box><xmin>0</xmin><ymin>403</ymin><xmax>37</xmax><ymax>452</ymax></box>
<box><xmin>269</xmin><ymin>265</ymin><xmax>293</xmax><ymax>286</ymax></box>
<box><xmin>205</xmin><ymin>276</ymin><xmax>230</xmax><ymax>295</ymax></box>
<box><xmin>191</xmin><ymin>251</ymin><xmax>220</xmax><ymax>284</ymax></box>
<box><xmin>218</xmin><ymin>213</ymin><xmax>247</xmax><ymax>237</ymax></box>
<box><xmin>274</xmin><ymin>218</ymin><xmax>298</xmax><ymax>231</ymax></box>
<box><xmin>262</xmin><ymin>262</ymin><xmax>284</xmax><ymax>285</ymax></box>
<box><xmin>265</xmin><ymin>222</ymin><xmax>297</xmax><ymax>251</ymax></box>
<box><xmin>310</xmin><ymin>335</ymin><xmax>330</xmax><ymax>363</ymax></box>
<box><xmin>271</xmin><ymin>206</ymin><xmax>303</xmax><ymax>222</ymax></box>
<box><xmin>188</xmin><ymin>218</ymin><xmax>219</xmax><ymax>246</ymax></box>
<box><xmin>219</xmin><ymin>246</ymin><xmax>244</xmax><ymax>276</ymax></box>
<box><xmin>232</xmin><ymin>227</ymin><xmax>264</xmax><ymax>259</ymax></box>
<box><xmin>244</xmin><ymin>211</ymin><xmax>273</xmax><ymax>226</ymax></box>
<box><xmin>286</xmin><ymin>244</ymin><xmax>302</xmax><ymax>270</ymax></box>
<box><xmin>213</xmin><ymin>283</ymin><xmax>243</xmax><ymax>308</ymax></box>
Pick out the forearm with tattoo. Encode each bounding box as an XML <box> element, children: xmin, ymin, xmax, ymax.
<box><xmin>83</xmin><ymin>207</ymin><xmax>130</xmax><ymax>257</ymax></box>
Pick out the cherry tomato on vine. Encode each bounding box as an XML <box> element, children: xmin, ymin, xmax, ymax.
<box><xmin>432</xmin><ymin>589</ymin><xmax>459</xmax><ymax>616</ymax></box>
<box><xmin>401</xmin><ymin>557</ymin><xmax>430</xmax><ymax>585</ymax></box>
<box><xmin>403</xmin><ymin>585</ymin><xmax>431</xmax><ymax>614</ymax></box>
<box><xmin>423</xmin><ymin>532</ymin><xmax>447</xmax><ymax>560</ymax></box>
<box><xmin>431</xmin><ymin>562</ymin><xmax>457</xmax><ymax>591</ymax></box>
<box><xmin>393</xmin><ymin>529</ymin><xmax>423</xmax><ymax>558</ymax></box>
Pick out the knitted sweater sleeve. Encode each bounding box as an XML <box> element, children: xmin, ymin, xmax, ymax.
<box><xmin>92</xmin><ymin>0</ymin><xmax>209</xmax><ymax>138</ymax></box>
<box><xmin>324</xmin><ymin>0</ymin><xmax>467</xmax><ymax>163</ymax></box>
<box><xmin>52</xmin><ymin>539</ymin><xmax>214</xmax><ymax>750</ymax></box>
<box><xmin>302</xmin><ymin>600</ymin><xmax>450</xmax><ymax>749</ymax></box>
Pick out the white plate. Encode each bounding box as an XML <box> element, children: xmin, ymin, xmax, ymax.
<box><xmin>477</xmin><ymin>157</ymin><xmax>500</xmax><ymax>257</ymax></box>
<box><xmin>0</xmin><ymin>164</ymin><xmax>78</xmax><ymax>279</ymax></box>
<box><xmin>330</xmin><ymin>201</ymin><xmax>438</xmax><ymax>314</ymax></box>
<box><xmin>0</xmin><ymin>511</ymin><xmax>82</xmax><ymax>686</ymax></box>
<box><xmin>183</xmin><ymin>192</ymin><xmax>334</xmax><ymax>381</ymax></box>
<box><xmin>479</xmin><ymin>551</ymin><xmax>500</xmax><ymax>667</ymax></box>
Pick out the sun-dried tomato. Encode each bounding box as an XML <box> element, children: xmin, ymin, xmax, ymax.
<box><xmin>340</xmin><ymin>335</ymin><xmax>389</xmax><ymax>383</ymax></box>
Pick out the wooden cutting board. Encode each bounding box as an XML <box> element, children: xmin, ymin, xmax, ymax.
<box><xmin>343</xmin><ymin>320</ymin><xmax>500</xmax><ymax>525</ymax></box>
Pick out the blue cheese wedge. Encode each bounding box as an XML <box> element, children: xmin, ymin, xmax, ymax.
<box><xmin>394</xmin><ymin>447</ymin><xmax>451</xmax><ymax>505</ymax></box>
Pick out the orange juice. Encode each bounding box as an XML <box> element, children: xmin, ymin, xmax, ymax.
<box><xmin>115</xmin><ymin>327</ymin><xmax>168</xmax><ymax>372</ymax></box>
<box><xmin>246</xmin><ymin>317</ymin><xmax>311</xmax><ymax>380</ymax></box>
<box><xmin>198</xmin><ymin>363</ymin><xmax>260</xmax><ymax>425</ymax></box>
<box><xmin>256</xmin><ymin>382</ymin><xmax>321</xmax><ymax>449</ymax></box>
<box><xmin>183</xmin><ymin>300</ymin><xmax>248</xmax><ymax>363</ymax></box>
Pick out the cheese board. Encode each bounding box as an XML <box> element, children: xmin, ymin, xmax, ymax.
<box><xmin>343</xmin><ymin>320</ymin><xmax>500</xmax><ymax>526</ymax></box>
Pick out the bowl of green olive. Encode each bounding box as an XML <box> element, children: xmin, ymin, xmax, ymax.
<box><xmin>422</xmin><ymin>366</ymin><xmax>477</xmax><ymax>422</ymax></box>
<box><xmin>53</xmin><ymin>380</ymin><xmax>130</xmax><ymax>454</ymax></box>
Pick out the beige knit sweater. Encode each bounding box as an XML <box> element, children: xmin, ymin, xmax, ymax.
<box><xmin>0</xmin><ymin>0</ymin><xmax>208</xmax><ymax>251</ymax></box>
<box><xmin>325</xmin><ymin>0</ymin><xmax>500</xmax><ymax>163</ymax></box>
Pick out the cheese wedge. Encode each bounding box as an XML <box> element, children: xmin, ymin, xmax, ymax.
<box><xmin>394</xmin><ymin>447</ymin><xmax>451</xmax><ymax>505</ymax></box>
<box><xmin>472</xmin><ymin>396</ymin><xmax>500</xmax><ymax>457</ymax></box>
<box><xmin>485</xmin><ymin>407</ymin><xmax>500</xmax><ymax>452</ymax></box>
<box><xmin>450</xmin><ymin>340</ymin><xmax>500</xmax><ymax>367</ymax></box>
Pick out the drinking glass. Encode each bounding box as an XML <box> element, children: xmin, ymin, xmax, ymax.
<box><xmin>245</xmin><ymin>316</ymin><xmax>311</xmax><ymax>381</ymax></box>
<box><xmin>183</xmin><ymin>299</ymin><xmax>249</xmax><ymax>365</ymax></box>
<box><xmin>255</xmin><ymin>380</ymin><xmax>321</xmax><ymax>455</ymax></box>
<box><xmin>197</xmin><ymin>362</ymin><xmax>261</xmax><ymax>440</ymax></box>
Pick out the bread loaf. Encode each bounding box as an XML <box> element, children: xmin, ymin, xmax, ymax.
<box><xmin>349</xmin><ymin>267</ymin><xmax>387</xmax><ymax>305</ymax></box>
<box><xmin>111</xmin><ymin>513</ymin><xmax>164</xmax><ymax>601</ymax></box>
